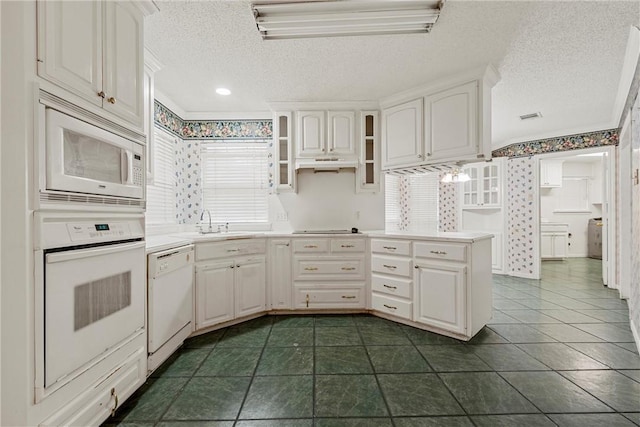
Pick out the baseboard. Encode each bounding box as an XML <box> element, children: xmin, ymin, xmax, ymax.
<box><xmin>631</xmin><ymin>318</ymin><xmax>640</xmax><ymax>354</ymax></box>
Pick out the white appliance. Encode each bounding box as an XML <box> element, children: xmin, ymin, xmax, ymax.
<box><xmin>44</xmin><ymin>108</ymin><xmax>144</xmax><ymax>200</ymax></box>
<box><xmin>147</xmin><ymin>245</ymin><xmax>194</xmax><ymax>372</ymax></box>
<box><xmin>35</xmin><ymin>212</ymin><xmax>145</xmax><ymax>394</ymax></box>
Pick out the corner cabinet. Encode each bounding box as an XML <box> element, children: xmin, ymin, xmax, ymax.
<box><xmin>37</xmin><ymin>0</ymin><xmax>145</xmax><ymax>130</ymax></box>
<box><xmin>381</xmin><ymin>66</ymin><xmax>499</xmax><ymax>170</ymax></box>
<box><xmin>269</xmin><ymin>239</ymin><xmax>292</xmax><ymax>310</ymax></box>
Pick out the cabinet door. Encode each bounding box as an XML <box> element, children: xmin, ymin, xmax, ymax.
<box><xmin>196</xmin><ymin>262</ymin><xmax>234</xmax><ymax>329</ymax></box>
<box><xmin>270</xmin><ymin>240</ymin><xmax>292</xmax><ymax>309</ymax></box>
<box><xmin>541</xmin><ymin>233</ymin><xmax>554</xmax><ymax>259</ymax></box>
<box><xmin>414</xmin><ymin>263</ymin><xmax>466</xmax><ymax>334</ymax></box>
<box><xmin>235</xmin><ymin>257</ymin><xmax>266</xmax><ymax>318</ymax></box>
<box><xmin>103</xmin><ymin>1</ymin><xmax>144</xmax><ymax>128</ymax></box>
<box><xmin>381</xmin><ymin>99</ymin><xmax>424</xmax><ymax>168</ymax></box>
<box><xmin>37</xmin><ymin>0</ymin><xmax>103</xmax><ymax>107</ymax></box>
<box><xmin>327</xmin><ymin>111</ymin><xmax>355</xmax><ymax>156</ymax></box>
<box><xmin>461</xmin><ymin>165</ymin><xmax>480</xmax><ymax>207</ymax></box>
<box><xmin>274</xmin><ymin>112</ymin><xmax>295</xmax><ymax>192</ymax></box>
<box><xmin>425</xmin><ymin>81</ymin><xmax>478</xmax><ymax>162</ymax></box>
<box><xmin>297</xmin><ymin>111</ymin><xmax>325</xmax><ymax>157</ymax></box>
<box><xmin>552</xmin><ymin>234</ymin><xmax>567</xmax><ymax>258</ymax></box>
<box><xmin>540</xmin><ymin>160</ymin><xmax>563</xmax><ymax>187</ymax></box>
<box><xmin>481</xmin><ymin>163</ymin><xmax>501</xmax><ymax>206</ymax></box>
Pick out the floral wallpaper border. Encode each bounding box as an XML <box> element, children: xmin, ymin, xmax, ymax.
<box><xmin>154</xmin><ymin>100</ymin><xmax>273</xmax><ymax>139</ymax></box>
<box><xmin>492</xmin><ymin>128</ymin><xmax>619</xmax><ymax>159</ymax></box>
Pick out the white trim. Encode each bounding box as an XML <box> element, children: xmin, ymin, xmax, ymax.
<box><xmin>268</xmin><ymin>101</ymin><xmax>380</xmax><ymax>111</ymax></box>
<box><xmin>184</xmin><ymin>111</ymin><xmax>272</xmax><ymax>120</ymax></box>
<box><xmin>613</xmin><ymin>26</ymin><xmax>640</xmax><ymax>128</ymax></box>
<box><xmin>154</xmin><ymin>89</ymin><xmax>187</xmax><ymax>119</ymax></box>
<box><xmin>143</xmin><ymin>48</ymin><xmax>163</xmax><ymax>74</ymax></box>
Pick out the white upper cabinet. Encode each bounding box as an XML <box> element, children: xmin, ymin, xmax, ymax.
<box><xmin>425</xmin><ymin>81</ymin><xmax>478</xmax><ymax>162</ymax></box>
<box><xmin>540</xmin><ymin>159</ymin><xmax>564</xmax><ymax>188</ymax></box>
<box><xmin>461</xmin><ymin>161</ymin><xmax>502</xmax><ymax>208</ymax></box>
<box><xmin>297</xmin><ymin>111</ymin><xmax>325</xmax><ymax>157</ymax></box>
<box><xmin>327</xmin><ymin>111</ymin><xmax>356</xmax><ymax>156</ymax></box>
<box><xmin>380</xmin><ymin>66</ymin><xmax>499</xmax><ymax>170</ymax></box>
<box><xmin>37</xmin><ymin>0</ymin><xmax>145</xmax><ymax>130</ymax></box>
<box><xmin>297</xmin><ymin>110</ymin><xmax>356</xmax><ymax>158</ymax></box>
<box><xmin>381</xmin><ymin>98</ymin><xmax>424</xmax><ymax>169</ymax></box>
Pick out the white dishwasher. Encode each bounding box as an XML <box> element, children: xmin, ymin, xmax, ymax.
<box><xmin>147</xmin><ymin>244</ymin><xmax>194</xmax><ymax>373</ymax></box>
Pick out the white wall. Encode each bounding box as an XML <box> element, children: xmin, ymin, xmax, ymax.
<box><xmin>276</xmin><ymin>170</ymin><xmax>384</xmax><ymax>232</ymax></box>
<box><xmin>540</xmin><ymin>160</ymin><xmax>603</xmax><ymax>257</ymax></box>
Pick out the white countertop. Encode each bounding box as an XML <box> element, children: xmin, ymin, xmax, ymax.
<box><xmin>146</xmin><ymin>230</ymin><xmax>493</xmax><ymax>251</ymax></box>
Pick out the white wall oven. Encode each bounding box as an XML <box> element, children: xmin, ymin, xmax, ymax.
<box><xmin>34</xmin><ymin>212</ymin><xmax>145</xmax><ymax>399</ymax></box>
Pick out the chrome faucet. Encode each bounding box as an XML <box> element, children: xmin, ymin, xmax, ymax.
<box><xmin>199</xmin><ymin>209</ymin><xmax>213</xmax><ymax>233</ymax></box>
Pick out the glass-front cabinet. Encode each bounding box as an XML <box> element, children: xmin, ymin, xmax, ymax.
<box><xmin>461</xmin><ymin>161</ymin><xmax>500</xmax><ymax>208</ymax></box>
<box><xmin>273</xmin><ymin>111</ymin><xmax>295</xmax><ymax>192</ymax></box>
<box><xmin>357</xmin><ymin>110</ymin><xmax>380</xmax><ymax>193</ymax></box>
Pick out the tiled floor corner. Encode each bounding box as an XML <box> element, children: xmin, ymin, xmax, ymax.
<box><xmin>105</xmin><ymin>258</ymin><xmax>640</xmax><ymax>427</ymax></box>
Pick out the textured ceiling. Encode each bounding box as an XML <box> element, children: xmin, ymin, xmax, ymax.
<box><xmin>145</xmin><ymin>0</ymin><xmax>640</xmax><ymax>147</ymax></box>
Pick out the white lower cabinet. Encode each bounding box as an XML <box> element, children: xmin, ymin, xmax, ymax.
<box><xmin>414</xmin><ymin>263</ymin><xmax>466</xmax><ymax>334</ymax></box>
<box><xmin>269</xmin><ymin>239</ymin><xmax>292</xmax><ymax>310</ymax></box>
<box><xmin>541</xmin><ymin>231</ymin><xmax>568</xmax><ymax>259</ymax></box>
<box><xmin>370</xmin><ymin>238</ymin><xmax>413</xmax><ymax>320</ymax></box>
<box><xmin>195</xmin><ymin>239</ymin><xmax>266</xmax><ymax>330</ymax></box>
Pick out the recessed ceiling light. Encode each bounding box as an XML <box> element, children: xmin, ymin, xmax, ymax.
<box><xmin>216</xmin><ymin>88</ymin><xmax>231</xmax><ymax>96</ymax></box>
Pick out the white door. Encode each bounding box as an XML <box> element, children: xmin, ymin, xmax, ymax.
<box><xmin>601</xmin><ymin>153</ymin><xmax>609</xmax><ymax>285</ymax></box>
<box><xmin>270</xmin><ymin>240</ymin><xmax>292</xmax><ymax>309</ymax></box>
<box><xmin>414</xmin><ymin>263</ymin><xmax>466</xmax><ymax>334</ymax></box>
<box><xmin>44</xmin><ymin>241</ymin><xmax>145</xmax><ymax>388</ymax></box>
<box><xmin>196</xmin><ymin>261</ymin><xmax>235</xmax><ymax>329</ymax></box>
<box><xmin>424</xmin><ymin>81</ymin><xmax>478</xmax><ymax>161</ymax></box>
<box><xmin>382</xmin><ymin>99</ymin><xmax>424</xmax><ymax>168</ymax></box>
<box><xmin>297</xmin><ymin>111</ymin><xmax>325</xmax><ymax>157</ymax></box>
<box><xmin>235</xmin><ymin>257</ymin><xmax>266</xmax><ymax>318</ymax></box>
<box><xmin>327</xmin><ymin>111</ymin><xmax>355</xmax><ymax>156</ymax></box>
<box><xmin>38</xmin><ymin>0</ymin><xmax>103</xmax><ymax>107</ymax></box>
<box><xmin>103</xmin><ymin>1</ymin><xmax>144</xmax><ymax>128</ymax></box>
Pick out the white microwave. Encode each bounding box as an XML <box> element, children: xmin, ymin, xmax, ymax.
<box><xmin>45</xmin><ymin>109</ymin><xmax>144</xmax><ymax>200</ymax></box>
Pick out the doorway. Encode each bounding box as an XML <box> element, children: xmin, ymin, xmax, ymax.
<box><xmin>537</xmin><ymin>146</ymin><xmax>616</xmax><ymax>288</ymax></box>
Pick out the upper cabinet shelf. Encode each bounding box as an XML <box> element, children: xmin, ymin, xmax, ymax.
<box><xmin>380</xmin><ymin>66</ymin><xmax>500</xmax><ymax>171</ymax></box>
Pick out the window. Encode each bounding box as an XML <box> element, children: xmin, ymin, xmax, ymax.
<box><xmin>555</xmin><ymin>177</ymin><xmax>590</xmax><ymax>212</ymax></box>
<box><xmin>201</xmin><ymin>141</ymin><xmax>269</xmax><ymax>223</ymax></box>
<box><xmin>385</xmin><ymin>172</ymin><xmax>439</xmax><ymax>232</ymax></box>
<box><xmin>146</xmin><ymin>129</ymin><xmax>176</xmax><ymax>224</ymax></box>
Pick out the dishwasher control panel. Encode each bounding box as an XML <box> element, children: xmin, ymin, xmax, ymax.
<box><xmin>149</xmin><ymin>245</ymin><xmax>194</xmax><ymax>279</ymax></box>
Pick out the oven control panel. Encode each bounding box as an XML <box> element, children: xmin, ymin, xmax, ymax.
<box><xmin>66</xmin><ymin>222</ymin><xmax>132</xmax><ymax>241</ymax></box>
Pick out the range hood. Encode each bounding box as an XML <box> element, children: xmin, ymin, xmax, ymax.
<box><xmin>295</xmin><ymin>157</ymin><xmax>359</xmax><ymax>171</ymax></box>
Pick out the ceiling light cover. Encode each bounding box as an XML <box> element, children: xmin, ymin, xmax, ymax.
<box><xmin>251</xmin><ymin>0</ymin><xmax>443</xmax><ymax>40</ymax></box>
<box><xmin>216</xmin><ymin>88</ymin><xmax>231</xmax><ymax>95</ymax></box>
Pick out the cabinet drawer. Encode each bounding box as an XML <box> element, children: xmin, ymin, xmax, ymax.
<box><xmin>371</xmin><ymin>255</ymin><xmax>412</xmax><ymax>277</ymax></box>
<box><xmin>371</xmin><ymin>239</ymin><xmax>411</xmax><ymax>256</ymax></box>
<box><xmin>41</xmin><ymin>347</ymin><xmax>145</xmax><ymax>427</ymax></box>
<box><xmin>292</xmin><ymin>239</ymin><xmax>330</xmax><ymax>253</ymax></box>
<box><xmin>371</xmin><ymin>294</ymin><xmax>412</xmax><ymax>320</ymax></box>
<box><xmin>414</xmin><ymin>242</ymin><xmax>467</xmax><ymax>262</ymax></box>
<box><xmin>294</xmin><ymin>286</ymin><xmax>364</xmax><ymax>309</ymax></box>
<box><xmin>294</xmin><ymin>257</ymin><xmax>364</xmax><ymax>280</ymax></box>
<box><xmin>196</xmin><ymin>239</ymin><xmax>266</xmax><ymax>261</ymax></box>
<box><xmin>330</xmin><ymin>238</ymin><xmax>365</xmax><ymax>253</ymax></box>
<box><xmin>372</xmin><ymin>274</ymin><xmax>412</xmax><ymax>299</ymax></box>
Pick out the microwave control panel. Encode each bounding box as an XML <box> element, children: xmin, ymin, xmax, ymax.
<box><xmin>132</xmin><ymin>153</ymin><xmax>144</xmax><ymax>186</ymax></box>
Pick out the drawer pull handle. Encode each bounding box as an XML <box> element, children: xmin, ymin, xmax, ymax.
<box><xmin>383</xmin><ymin>304</ymin><xmax>397</xmax><ymax>310</ymax></box>
<box><xmin>383</xmin><ymin>246</ymin><xmax>396</xmax><ymax>250</ymax></box>
<box><xmin>342</xmin><ymin>295</ymin><xmax>356</xmax><ymax>299</ymax></box>
<box><xmin>383</xmin><ymin>264</ymin><xmax>397</xmax><ymax>269</ymax></box>
<box><xmin>383</xmin><ymin>284</ymin><xmax>397</xmax><ymax>289</ymax></box>
<box><xmin>304</xmin><ymin>245</ymin><xmax>318</xmax><ymax>248</ymax></box>
<box><xmin>341</xmin><ymin>267</ymin><xmax>356</xmax><ymax>271</ymax></box>
<box><xmin>306</xmin><ymin>294</ymin><xmax>309</xmax><ymax>308</ymax></box>
<box><xmin>430</xmin><ymin>250</ymin><xmax>447</xmax><ymax>255</ymax></box>
<box><xmin>341</xmin><ymin>244</ymin><xmax>355</xmax><ymax>248</ymax></box>
<box><xmin>110</xmin><ymin>387</ymin><xmax>119</xmax><ymax>417</ymax></box>
<box><xmin>227</xmin><ymin>249</ymin><xmax>240</xmax><ymax>252</ymax></box>
<box><xmin>304</xmin><ymin>267</ymin><xmax>318</xmax><ymax>271</ymax></box>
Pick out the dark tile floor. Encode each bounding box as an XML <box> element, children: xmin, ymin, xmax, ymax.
<box><xmin>106</xmin><ymin>258</ymin><xmax>640</xmax><ymax>426</ymax></box>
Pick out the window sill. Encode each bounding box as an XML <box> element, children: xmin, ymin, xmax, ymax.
<box><xmin>552</xmin><ymin>210</ymin><xmax>592</xmax><ymax>214</ymax></box>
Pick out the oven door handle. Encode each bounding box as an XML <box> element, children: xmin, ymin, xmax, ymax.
<box><xmin>46</xmin><ymin>241</ymin><xmax>145</xmax><ymax>264</ymax></box>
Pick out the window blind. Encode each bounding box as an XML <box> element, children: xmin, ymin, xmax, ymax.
<box><xmin>201</xmin><ymin>141</ymin><xmax>269</xmax><ymax>223</ymax></box>
<box><xmin>384</xmin><ymin>172</ymin><xmax>439</xmax><ymax>233</ymax></box>
<box><xmin>146</xmin><ymin>129</ymin><xmax>177</xmax><ymax>225</ymax></box>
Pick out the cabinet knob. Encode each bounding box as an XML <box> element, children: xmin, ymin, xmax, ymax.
<box><xmin>414</xmin><ymin>265</ymin><xmax>419</xmax><ymax>269</ymax></box>
<box><xmin>329</xmin><ymin>148</ymin><xmax>334</xmax><ymax>152</ymax></box>
<box><xmin>107</xmin><ymin>97</ymin><xmax>116</xmax><ymax>104</ymax></box>
<box><xmin>97</xmin><ymin>91</ymin><xmax>106</xmax><ymax>98</ymax></box>
<box><xmin>417</xmin><ymin>154</ymin><xmax>423</xmax><ymax>159</ymax></box>
<box><xmin>426</xmin><ymin>153</ymin><xmax>431</xmax><ymax>157</ymax></box>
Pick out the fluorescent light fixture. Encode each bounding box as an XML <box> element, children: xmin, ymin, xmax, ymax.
<box><xmin>251</xmin><ymin>1</ymin><xmax>443</xmax><ymax>40</ymax></box>
<box><xmin>577</xmin><ymin>152</ymin><xmax>605</xmax><ymax>157</ymax></box>
<box><xmin>216</xmin><ymin>88</ymin><xmax>231</xmax><ymax>95</ymax></box>
<box><xmin>441</xmin><ymin>169</ymin><xmax>470</xmax><ymax>183</ymax></box>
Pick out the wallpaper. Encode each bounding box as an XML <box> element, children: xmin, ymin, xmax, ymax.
<box><xmin>438</xmin><ymin>172</ymin><xmax>458</xmax><ymax>232</ymax></box>
<box><xmin>154</xmin><ymin>101</ymin><xmax>273</xmax><ymax>224</ymax></box>
<box><xmin>506</xmin><ymin>157</ymin><xmax>536</xmax><ymax>278</ymax></box>
<box><xmin>492</xmin><ymin>129</ymin><xmax>619</xmax><ymax>159</ymax></box>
